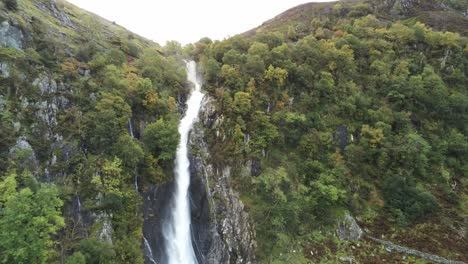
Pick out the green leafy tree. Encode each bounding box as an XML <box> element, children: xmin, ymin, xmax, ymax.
<box><xmin>233</xmin><ymin>92</ymin><xmax>252</xmax><ymax>116</ymax></box>
<box><xmin>383</xmin><ymin>176</ymin><xmax>438</xmax><ymax>222</ymax></box>
<box><xmin>85</xmin><ymin>93</ymin><xmax>132</xmax><ymax>153</ymax></box>
<box><xmin>78</xmin><ymin>239</ymin><xmax>116</xmax><ymax>264</ymax></box>
<box><xmin>91</xmin><ymin>157</ymin><xmax>125</xmax><ymax>197</ymax></box>
<box><xmin>248</xmin><ymin>42</ymin><xmax>269</xmax><ymax>59</ymax></box>
<box><xmin>143</xmin><ymin>118</ymin><xmax>179</xmax><ymax>162</ymax></box>
<box><xmin>264</xmin><ymin>65</ymin><xmax>288</xmax><ymax>87</ymax></box>
<box><xmin>249</xmin><ymin>111</ymin><xmax>279</xmax><ymax>156</ymax></box>
<box><xmin>0</xmin><ymin>182</ymin><xmax>64</xmax><ymax>264</ymax></box>
<box><xmin>66</xmin><ymin>252</ymin><xmax>86</xmax><ymax>264</ymax></box>
<box><xmin>112</xmin><ymin>134</ymin><xmax>144</xmax><ymax>169</ymax></box>
<box><xmin>202</xmin><ymin>58</ymin><xmax>221</xmax><ymax>83</ymax></box>
<box><xmin>397</xmin><ymin>133</ymin><xmax>431</xmax><ymax>178</ymax></box>
<box><xmin>220</xmin><ymin>64</ymin><xmax>244</xmax><ymax>90</ymax></box>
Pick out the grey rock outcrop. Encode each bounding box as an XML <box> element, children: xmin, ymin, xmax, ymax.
<box><xmin>0</xmin><ymin>95</ymin><xmax>5</xmax><ymax>110</ymax></box>
<box><xmin>10</xmin><ymin>137</ymin><xmax>34</xmax><ymax>154</ymax></box>
<box><xmin>34</xmin><ymin>0</ymin><xmax>74</xmax><ymax>29</ymax></box>
<box><xmin>368</xmin><ymin>236</ymin><xmax>466</xmax><ymax>264</ymax></box>
<box><xmin>9</xmin><ymin>137</ymin><xmax>38</xmax><ymax>169</ymax></box>
<box><xmin>0</xmin><ymin>21</ymin><xmax>23</xmax><ymax>49</ymax></box>
<box><xmin>188</xmin><ymin>96</ymin><xmax>256</xmax><ymax>264</ymax></box>
<box><xmin>336</xmin><ymin>213</ymin><xmax>363</xmax><ymax>241</ymax></box>
<box><xmin>0</xmin><ymin>63</ymin><xmax>10</xmax><ymax>78</ymax></box>
<box><xmin>34</xmin><ymin>75</ymin><xmax>58</xmax><ymax>95</ymax></box>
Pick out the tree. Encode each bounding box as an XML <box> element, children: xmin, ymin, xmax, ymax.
<box><xmin>0</xmin><ymin>111</ymin><xmax>16</xmax><ymax>172</ymax></box>
<box><xmin>383</xmin><ymin>176</ymin><xmax>438</xmax><ymax>222</ymax></box>
<box><xmin>91</xmin><ymin>157</ymin><xmax>125</xmax><ymax>197</ymax></box>
<box><xmin>249</xmin><ymin>111</ymin><xmax>279</xmax><ymax>156</ymax></box>
<box><xmin>245</xmin><ymin>55</ymin><xmax>266</xmax><ymax>78</ymax></box>
<box><xmin>220</xmin><ymin>64</ymin><xmax>244</xmax><ymax>90</ymax></box>
<box><xmin>112</xmin><ymin>134</ymin><xmax>144</xmax><ymax>169</ymax></box>
<box><xmin>222</xmin><ymin>49</ymin><xmax>246</xmax><ymax>66</ymax></box>
<box><xmin>264</xmin><ymin>65</ymin><xmax>288</xmax><ymax>87</ymax></box>
<box><xmin>85</xmin><ymin>93</ymin><xmax>132</xmax><ymax>153</ymax></box>
<box><xmin>78</xmin><ymin>239</ymin><xmax>115</xmax><ymax>264</ymax></box>
<box><xmin>248</xmin><ymin>42</ymin><xmax>269</xmax><ymax>59</ymax></box>
<box><xmin>287</xmin><ymin>26</ymin><xmax>298</xmax><ymax>41</ymax></box>
<box><xmin>315</xmin><ymin>71</ymin><xmax>335</xmax><ymax>99</ymax></box>
<box><xmin>202</xmin><ymin>58</ymin><xmax>221</xmax><ymax>83</ymax></box>
<box><xmin>66</xmin><ymin>252</ymin><xmax>86</xmax><ymax>264</ymax></box>
<box><xmin>0</xmin><ymin>182</ymin><xmax>64</xmax><ymax>264</ymax></box>
<box><xmin>143</xmin><ymin>118</ymin><xmax>179</xmax><ymax>162</ymax></box>
<box><xmin>397</xmin><ymin>133</ymin><xmax>431</xmax><ymax>178</ymax></box>
<box><xmin>233</xmin><ymin>92</ymin><xmax>252</xmax><ymax>116</ymax></box>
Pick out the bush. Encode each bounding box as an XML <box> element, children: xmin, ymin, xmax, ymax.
<box><xmin>66</xmin><ymin>252</ymin><xmax>86</xmax><ymax>264</ymax></box>
<box><xmin>79</xmin><ymin>239</ymin><xmax>115</xmax><ymax>264</ymax></box>
<box><xmin>383</xmin><ymin>176</ymin><xmax>438</xmax><ymax>222</ymax></box>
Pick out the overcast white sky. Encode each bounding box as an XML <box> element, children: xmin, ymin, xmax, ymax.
<box><xmin>65</xmin><ymin>0</ymin><xmax>335</xmax><ymax>45</ymax></box>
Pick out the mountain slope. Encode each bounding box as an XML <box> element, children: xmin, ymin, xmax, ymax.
<box><xmin>244</xmin><ymin>0</ymin><xmax>468</xmax><ymax>37</ymax></box>
<box><xmin>1</xmin><ymin>0</ymin><xmax>189</xmax><ymax>263</ymax></box>
<box><xmin>193</xmin><ymin>0</ymin><xmax>468</xmax><ymax>262</ymax></box>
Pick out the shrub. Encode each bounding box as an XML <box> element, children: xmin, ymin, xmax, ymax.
<box><xmin>383</xmin><ymin>176</ymin><xmax>438</xmax><ymax>222</ymax></box>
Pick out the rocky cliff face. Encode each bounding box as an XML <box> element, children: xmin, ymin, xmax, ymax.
<box><xmin>189</xmin><ymin>96</ymin><xmax>256</xmax><ymax>264</ymax></box>
<box><xmin>142</xmin><ymin>95</ymin><xmax>256</xmax><ymax>264</ymax></box>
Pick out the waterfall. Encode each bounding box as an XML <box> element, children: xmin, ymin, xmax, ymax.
<box><xmin>128</xmin><ymin>118</ymin><xmax>134</xmax><ymax>138</ymax></box>
<box><xmin>127</xmin><ymin>118</ymin><xmax>139</xmax><ymax>192</ymax></box>
<box><xmin>144</xmin><ymin>237</ymin><xmax>157</xmax><ymax>264</ymax></box>
<box><xmin>163</xmin><ymin>61</ymin><xmax>203</xmax><ymax>264</ymax></box>
<box><xmin>76</xmin><ymin>195</ymin><xmax>82</xmax><ymax>213</ymax></box>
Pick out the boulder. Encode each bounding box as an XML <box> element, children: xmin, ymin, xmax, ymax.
<box><xmin>336</xmin><ymin>213</ymin><xmax>363</xmax><ymax>241</ymax></box>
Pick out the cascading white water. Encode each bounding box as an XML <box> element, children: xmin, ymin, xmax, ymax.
<box><xmin>163</xmin><ymin>61</ymin><xmax>203</xmax><ymax>264</ymax></box>
<box><xmin>144</xmin><ymin>237</ymin><xmax>157</xmax><ymax>264</ymax></box>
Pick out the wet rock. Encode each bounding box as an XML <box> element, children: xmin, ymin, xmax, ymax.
<box><xmin>250</xmin><ymin>158</ymin><xmax>261</xmax><ymax>177</ymax></box>
<box><xmin>335</xmin><ymin>125</ymin><xmax>348</xmax><ymax>151</ymax></box>
<box><xmin>142</xmin><ymin>183</ymin><xmax>174</xmax><ymax>264</ymax></box>
<box><xmin>336</xmin><ymin>213</ymin><xmax>363</xmax><ymax>241</ymax></box>
<box><xmin>0</xmin><ymin>21</ymin><xmax>23</xmax><ymax>50</ymax></box>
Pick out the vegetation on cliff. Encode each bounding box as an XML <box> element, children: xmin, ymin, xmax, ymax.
<box><xmin>192</xmin><ymin>0</ymin><xmax>467</xmax><ymax>262</ymax></box>
<box><xmin>0</xmin><ymin>0</ymin><xmax>185</xmax><ymax>262</ymax></box>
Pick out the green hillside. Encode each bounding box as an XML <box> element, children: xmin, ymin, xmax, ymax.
<box><xmin>191</xmin><ymin>0</ymin><xmax>468</xmax><ymax>262</ymax></box>
<box><xmin>1</xmin><ymin>0</ymin><xmax>187</xmax><ymax>263</ymax></box>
